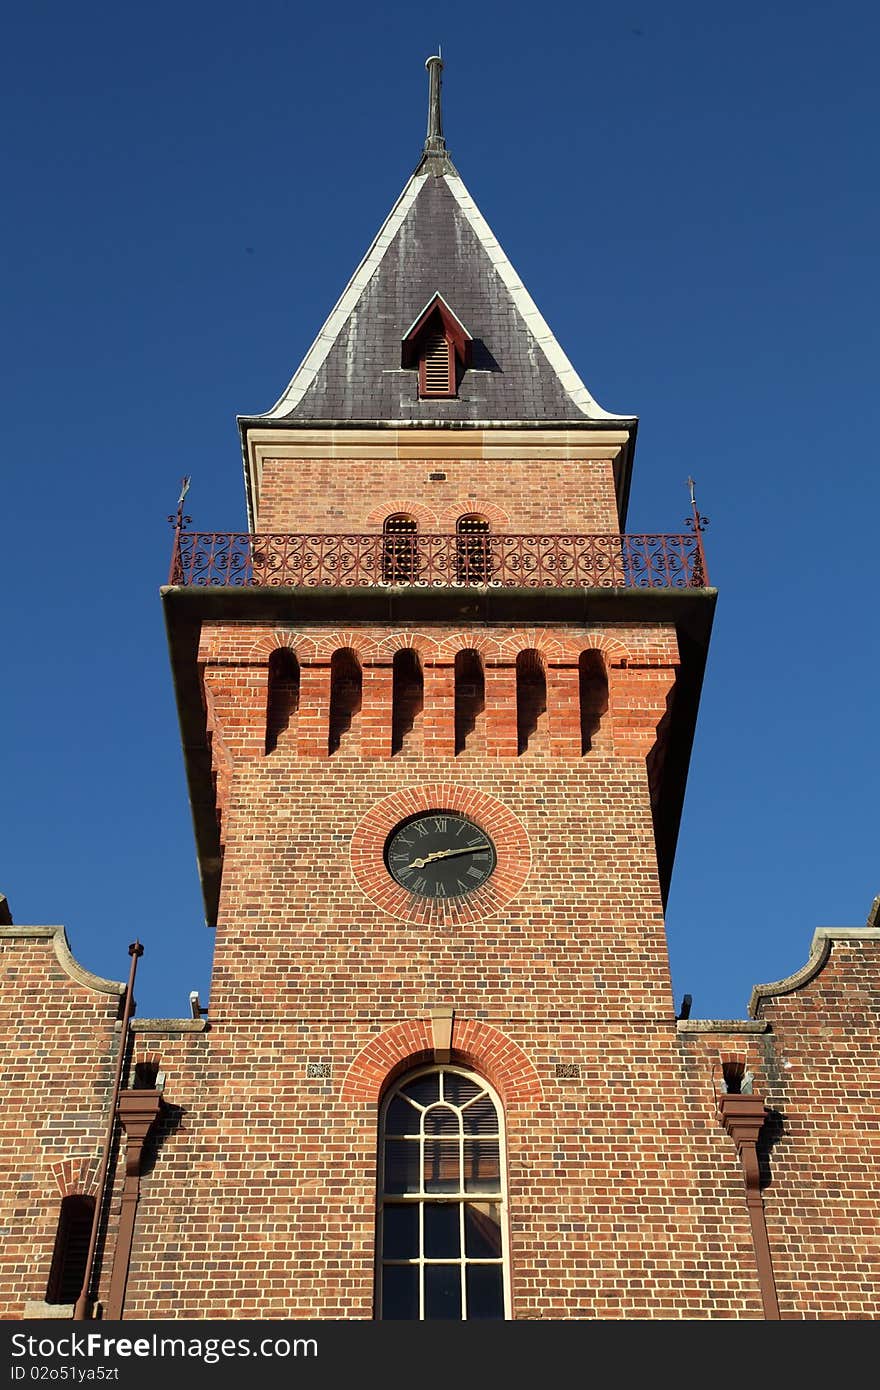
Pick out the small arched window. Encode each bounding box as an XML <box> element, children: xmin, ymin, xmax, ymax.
<box><xmin>455</xmin><ymin>516</ymin><xmax>491</xmax><ymax>584</ymax></box>
<box><xmin>265</xmin><ymin>648</ymin><xmax>300</xmax><ymax>754</ymax></box>
<box><xmin>391</xmin><ymin>649</ymin><xmax>424</xmax><ymax>755</ymax></box>
<box><xmin>579</xmin><ymin>650</ymin><xmax>609</xmax><ymax>754</ymax></box>
<box><xmin>328</xmin><ymin>649</ymin><xmax>362</xmax><ymax>755</ymax></box>
<box><xmin>377</xmin><ymin>1066</ymin><xmax>508</xmax><ymax>1320</ymax></box>
<box><xmin>382</xmin><ymin>515</ymin><xmax>419</xmax><ymax>584</ymax></box>
<box><xmin>45</xmin><ymin>1195</ymin><xmax>95</xmax><ymax>1306</ymax></box>
<box><xmin>516</xmin><ymin>649</ymin><xmax>547</xmax><ymax>755</ymax></box>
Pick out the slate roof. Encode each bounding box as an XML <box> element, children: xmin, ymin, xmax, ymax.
<box><xmin>241</xmin><ymin>156</ymin><xmax>632</xmax><ymax>427</ymax></box>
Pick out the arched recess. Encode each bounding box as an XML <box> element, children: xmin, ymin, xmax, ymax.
<box><xmin>265</xmin><ymin>647</ymin><xmax>300</xmax><ymax>754</ymax></box>
<box><xmin>382</xmin><ymin>514</ymin><xmax>419</xmax><ymax>583</ymax></box>
<box><xmin>341</xmin><ymin>1018</ymin><xmax>543</xmax><ymax>1108</ymax></box>
<box><xmin>454</xmin><ymin>649</ymin><xmax>485</xmax><ymax>754</ymax></box>
<box><xmin>45</xmin><ymin>1195</ymin><xmax>95</xmax><ymax>1305</ymax></box>
<box><xmin>578</xmin><ymin>649</ymin><xmax>609</xmax><ymax>754</ymax></box>
<box><xmin>329</xmin><ymin>648</ymin><xmax>362</xmax><ymax>755</ymax></box>
<box><xmin>455</xmin><ymin>514</ymin><xmax>492</xmax><ymax>583</ymax></box>
<box><xmin>516</xmin><ymin>649</ymin><xmax>547</xmax><ymax>755</ymax></box>
<box><xmin>391</xmin><ymin>648</ymin><xmax>424</xmax><ymax>755</ymax></box>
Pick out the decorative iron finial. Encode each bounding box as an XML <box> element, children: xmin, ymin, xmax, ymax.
<box><xmin>424</xmin><ymin>54</ymin><xmax>446</xmax><ymax>156</ymax></box>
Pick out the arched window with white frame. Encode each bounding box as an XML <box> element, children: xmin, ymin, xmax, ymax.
<box><xmin>376</xmin><ymin>1065</ymin><xmax>509</xmax><ymax>1320</ymax></box>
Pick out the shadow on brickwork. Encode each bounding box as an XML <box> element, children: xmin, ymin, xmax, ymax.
<box><xmin>757</xmin><ymin>1107</ymin><xmax>788</xmax><ymax>1190</ymax></box>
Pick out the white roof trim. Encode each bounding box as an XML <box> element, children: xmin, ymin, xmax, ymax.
<box><xmin>262</xmin><ymin>173</ymin><xmax>428</xmax><ymax>419</ymax></box>
<box><xmin>258</xmin><ymin>167</ymin><xmax>631</xmax><ymax>423</ymax></box>
<box><xmin>402</xmin><ymin>291</ymin><xmax>473</xmax><ymax>342</ymax></box>
<box><xmin>444</xmin><ymin>174</ymin><xmax>628</xmax><ymax>421</ymax></box>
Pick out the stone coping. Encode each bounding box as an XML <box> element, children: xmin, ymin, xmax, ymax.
<box><xmin>130</xmin><ymin>1018</ymin><xmax>208</xmax><ymax>1034</ymax></box>
<box><xmin>748</xmin><ymin>926</ymin><xmax>880</xmax><ymax>1016</ymax></box>
<box><xmin>0</xmin><ymin>925</ymin><xmax>125</xmax><ymax>995</ymax></box>
<box><xmin>677</xmin><ymin>1019</ymin><xmax>769</xmax><ymax>1035</ymax></box>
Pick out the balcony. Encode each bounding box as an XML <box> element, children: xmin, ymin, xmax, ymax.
<box><xmin>168</xmin><ymin>531</ymin><xmax>708</xmax><ymax>590</ymax></box>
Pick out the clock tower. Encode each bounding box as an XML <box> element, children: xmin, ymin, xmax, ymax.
<box><xmin>5</xmin><ymin>53</ymin><xmax>880</xmax><ymax>1327</ymax></box>
<box><xmin>159</xmin><ymin>55</ymin><xmax>716</xmax><ymax>1318</ymax></box>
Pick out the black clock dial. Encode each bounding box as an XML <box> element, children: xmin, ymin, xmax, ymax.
<box><xmin>385</xmin><ymin>811</ymin><xmax>497</xmax><ymax>899</ymax></box>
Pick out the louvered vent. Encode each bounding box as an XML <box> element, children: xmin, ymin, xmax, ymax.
<box><xmin>420</xmin><ymin>332</ymin><xmax>453</xmax><ymax>396</ymax></box>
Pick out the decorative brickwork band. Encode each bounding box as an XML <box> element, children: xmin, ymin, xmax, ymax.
<box><xmin>717</xmin><ymin>1090</ymin><xmax>781</xmax><ymax>1321</ymax></box>
<box><xmin>341</xmin><ymin>1017</ymin><xmax>543</xmax><ymax>1106</ymax></box>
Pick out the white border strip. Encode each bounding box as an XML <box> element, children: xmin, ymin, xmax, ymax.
<box><xmin>263</xmin><ymin>174</ymin><xmax>428</xmax><ymax>419</ymax></box>
<box><xmin>444</xmin><ymin>175</ymin><xmax>629</xmax><ymax>422</ymax></box>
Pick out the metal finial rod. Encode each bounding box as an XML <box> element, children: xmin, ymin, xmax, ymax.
<box><xmin>424</xmin><ymin>54</ymin><xmax>446</xmax><ymax>153</ymax></box>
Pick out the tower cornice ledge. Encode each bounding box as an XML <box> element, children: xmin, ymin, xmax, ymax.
<box><xmin>239</xmin><ymin>421</ymin><xmax>639</xmax><ymax>533</ymax></box>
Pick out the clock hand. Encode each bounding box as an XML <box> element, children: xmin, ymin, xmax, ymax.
<box><xmin>406</xmin><ymin>842</ymin><xmax>490</xmax><ymax>869</ymax></box>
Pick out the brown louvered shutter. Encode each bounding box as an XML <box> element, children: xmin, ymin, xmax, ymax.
<box><xmin>420</xmin><ymin>331</ymin><xmax>454</xmax><ymax>396</ymax></box>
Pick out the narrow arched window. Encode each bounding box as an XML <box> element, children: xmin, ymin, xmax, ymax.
<box><xmin>455</xmin><ymin>516</ymin><xmax>491</xmax><ymax>584</ymax></box>
<box><xmin>382</xmin><ymin>515</ymin><xmax>418</xmax><ymax>584</ymax></box>
<box><xmin>328</xmin><ymin>649</ymin><xmax>362</xmax><ymax>755</ymax></box>
<box><xmin>516</xmin><ymin>649</ymin><xmax>546</xmax><ymax>755</ymax></box>
<box><xmin>391</xmin><ymin>649</ymin><xmax>424</xmax><ymax>755</ymax></box>
<box><xmin>579</xmin><ymin>650</ymin><xmax>609</xmax><ymax>754</ymax></box>
<box><xmin>265</xmin><ymin>648</ymin><xmax>300</xmax><ymax>754</ymax></box>
<box><xmin>45</xmin><ymin>1195</ymin><xmax>95</xmax><ymax>1305</ymax></box>
<box><xmin>454</xmin><ymin>649</ymin><xmax>484</xmax><ymax>754</ymax></box>
<box><xmin>377</xmin><ymin>1065</ymin><xmax>508</xmax><ymax>1320</ymax></box>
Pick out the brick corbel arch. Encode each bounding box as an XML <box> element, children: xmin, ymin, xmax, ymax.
<box><xmin>247</xmin><ymin>631</ymin><xmax>319</xmax><ymax>663</ymax></box>
<box><xmin>496</xmin><ymin>629</ymin><xmax>565</xmax><ymax>662</ymax></box>
<box><xmin>435</xmin><ymin>632</ymin><xmax>502</xmax><ymax>661</ymax></box>
<box><xmin>374</xmin><ymin>631</ymin><xmax>440</xmax><ymax>661</ymax></box>
<box><xmin>311</xmin><ymin>631</ymin><xmax>379</xmax><ymax>663</ymax></box>
<box><xmin>553</xmin><ymin>632</ymin><xmax>632</xmax><ymax>666</ymax></box>
<box><xmin>341</xmin><ymin>1017</ymin><xmax>543</xmax><ymax>1107</ymax></box>
<box><xmin>435</xmin><ymin>500</ymin><xmax>510</xmax><ymax>530</ymax></box>
<box><xmin>364</xmin><ymin>500</ymin><xmax>438</xmax><ymax>529</ymax></box>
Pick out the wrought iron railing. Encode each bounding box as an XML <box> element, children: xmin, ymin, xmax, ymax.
<box><xmin>168</xmin><ymin>530</ymin><xmax>708</xmax><ymax>589</ymax></box>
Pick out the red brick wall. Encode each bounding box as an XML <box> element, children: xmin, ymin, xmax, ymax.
<box><xmin>0</xmin><ymin>931</ymin><xmax>120</xmax><ymax>1317</ymax></box>
<box><xmin>254</xmin><ymin>457</ymin><xmax>620</xmax><ymax>534</ymax></box>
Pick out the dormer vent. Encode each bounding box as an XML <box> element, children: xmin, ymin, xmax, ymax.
<box><xmin>422</xmin><ymin>331</ymin><xmax>453</xmax><ymax>396</ymax></box>
<box><xmin>402</xmin><ymin>292</ymin><xmax>473</xmax><ymax>400</ymax></box>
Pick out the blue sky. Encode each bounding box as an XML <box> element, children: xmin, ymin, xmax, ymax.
<box><xmin>1</xmin><ymin>1</ymin><xmax>877</xmax><ymax>1021</ymax></box>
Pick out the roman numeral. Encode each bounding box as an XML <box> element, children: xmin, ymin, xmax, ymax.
<box><xmin>467</xmin><ymin>865</ymin><xmax>482</xmax><ymax>878</ymax></box>
<box><xmin>411</xmin><ymin>876</ymin><xmax>427</xmax><ymax>893</ymax></box>
<box><xmin>414</xmin><ymin>822</ymin><xmax>429</xmax><ymax>838</ymax></box>
<box><xmin>433</xmin><ymin>816</ymin><xmax>448</xmax><ymax>833</ymax></box>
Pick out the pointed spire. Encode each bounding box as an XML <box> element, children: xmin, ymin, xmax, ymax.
<box><xmin>416</xmin><ymin>54</ymin><xmax>456</xmax><ymax>174</ymax></box>
<box><xmin>424</xmin><ymin>54</ymin><xmax>446</xmax><ymax>156</ymax></box>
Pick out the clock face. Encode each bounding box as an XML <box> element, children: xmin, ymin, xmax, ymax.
<box><xmin>384</xmin><ymin>811</ymin><xmax>497</xmax><ymax>900</ymax></box>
